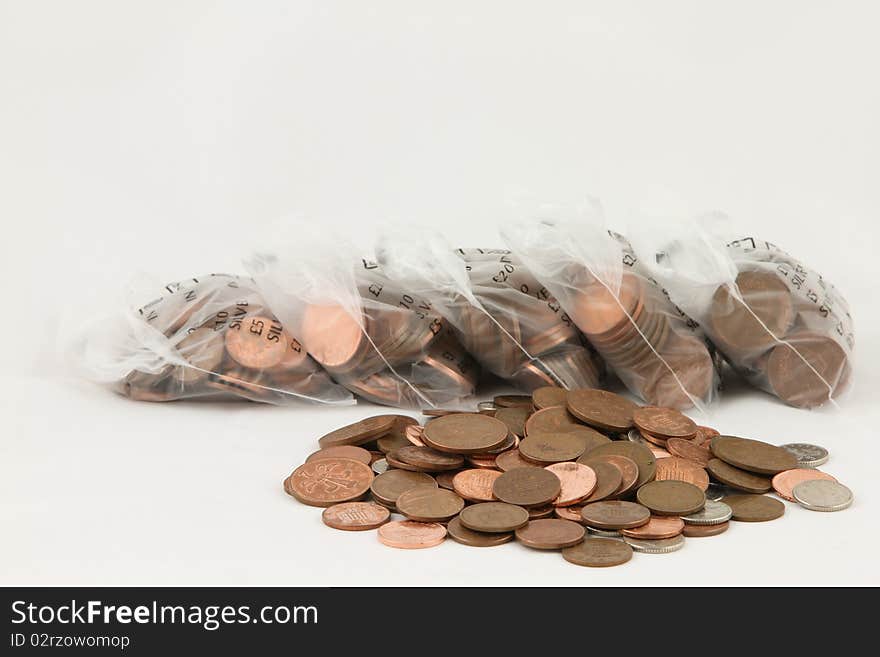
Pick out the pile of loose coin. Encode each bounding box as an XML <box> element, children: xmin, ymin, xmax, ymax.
<box><xmin>283</xmin><ymin>387</ymin><xmax>853</xmax><ymax>566</ymax></box>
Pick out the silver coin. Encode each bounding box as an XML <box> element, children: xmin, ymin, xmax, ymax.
<box><xmin>626</xmin><ymin>428</ymin><xmax>648</xmax><ymax>445</ymax></box>
<box><xmin>372</xmin><ymin>458</ymin><xmax>389</xmax><ymax>475</ymax></box>
<box><xmin>477</xmin><ymin>401</ymin><xmax>498</xmax><ymax>413</ymax></box>
<box><xmin>681</xmin><ymin>499</ymin><xmax>732</xmax><ymax>525</ymax></box>
<box><xmin>705</xmin><ymin>482</ymin><xmax>730</xmax><ymax>501</ymax></box>
<box><xmin>792</xmin><ymin>479</ymin><xmax>853</xmax><ymax>512</ymax></box>
<box><xmin>624</xmin><ymin>535</ymin><xmax>685</xmax><ymax>554</ymax></box>
<box><xmin>780</xmin><ymin>443</ymin><xmax>829</xmax><ymax>468</ymax></box>
<box><xmin>587</xmin><ymin>527</ymin><xmax>622</xmax><ymax>538</ymax></box>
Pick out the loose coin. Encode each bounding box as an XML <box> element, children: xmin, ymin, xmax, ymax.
<box><xmin>633</xmin><ymin>407</ymin><xmax>697</xmax><ymax>439</ymax></box>
<box><xmin>515</xmin><ymin>519</ymin><xmax>586</xmax><ymax>549</ymax></box>
<box><xmin>452</xmin><ymin>469</ymin><xmax>503</xmax><ymax>502</ymax></box>
<box><xmin>532</xmin><ymin>386</ymin><xmax>569</xmax><ymax>410</ymax></box>
<box><xmin>705</xmin><ymin>482</ymin><xmax>728</xmax><ymax>501</ymax></box>
<box><xmin>494</xmin><ymin>394</ymin><xmax>532</xmax><ymax>408</ymax></box>
<box><xmin>492</xmin><ymin>467</ymin><xmax>562</xmax><ymax>508</ymax></box>
<box><xmin>524</xmin><ymin>406</ymin><xmax>583</xmax><ymax>435</ymax></box>
<box><xmin>477</xmin><ymin>401</ymin><xmax>498</xmax><ymax>414</ymax></box>
<box><xmin>792</xmin><ymin>479</ymin><xmax>853</xmax><ymax>512</ymax></box>
<box><xmin>581</xmin><ymin>501</ymin><xmax>651</xmax><ymax>530</ymax></box>
<box><xmin>562</xmin><ymin>537</ymin><xmax>633</xmax><ymax>567</ymax></box>
<box><xmin>494</xmin><ymin>406</ymin><xmax>530</xmax><ymax>437</ymax></box>
<box><xmin>723</xmin><ymin>494</ymin><xmax>786</xmax><ymax>522</ymax></box>
<box><xmin>637</xmin><ymin>480</ymin><xmax>705</xmax><ymax>516</ymax></box>
<box><xmin>495</xmin><ymin>449</ymin><xmax>533</xmax><ymax>471</ymax></box>
<box><xmin>377</xmin><ymin>434</ymin><xmax>411</xmax><ymax>454</ymax></box>
<box><xmin>624</xmin><ymin>535</ymin><xmax>685</xmax><ymax>554</ymax></box>
<box><xmin>579</xmin><ymin>462</ymin><xmax>623</xmax><ymax>504</ymax></box>
<box><xmin>620</xmin><ymin>516</ymin><xmax>684</xmax><ymax>540</ymax></box>
<box><xmin>587</xmin><ymin>527</ymin><xmax>623</xmax><ymax>538</ymax></box>
<box><xmin>396</xmin><ymin>486</ymin><xmax>465</xmax><ymax>522</ymax></box>
<box><xmin>446</xmin><ymin>517</ymin><xmax>514</xmax><ymax>547</ymax></box>
<box><xmin>683</xmin><ymin>521</ymin><xmax>729</xmax><ymax>538</ymax></box>
<box><xmin>566</xmin><ymin>389</ymin><xmax>639</xmax><ymax>432</ymax></box>
<box><xmin>520</xmin><ymin>432</ymin><xmax>587</xmax><ymax>464</ymax></box>
<box><xmin>780</xmin><ymin>443</ymin><xmax>829</xmax><ymax>468</ymax></box>
<box><xmin>466</xmin><ymin>454</ymin><xmax>499</xmax><ymax>469</ymax></box>
<box><xmin>681</xmin><ymin>499</ymin><xmax>732</xmax><ymax>525</ymax></box>
<box><xmin>392</xmin><ymin>445</ymin><xmax>465</xmax><ymax>471</ymax></box>
<box><xmin>711</xmin><ymin>436</ymin><xmax>798</xmax><ymax>475</ymax></box>
<box><xmin>370</xmin><ymin>469</ymin><xmax>437</xmax><ymax>506</ymax></box>
<box><xmin>371</xmin><ymin>458</ymin><xmax>389</xmax><ymax>475</ymax></box>
<box><xmin>528</xmin><ymin>505</ymin><xmax>555</xmax><ymax>519</ymax></box>
<box><xmin>435</xmin><ymin>470</ymin><xmax>459</xmax><ymax>490</ymax></box>
<box><xmin>580</xmin><ymin>454</ymin><xmax>639</xmax><ymax>498</ymax></box>
<box><xmin>459</xmin><ymin>502</ymin><xmax>530</xmax><ymax>533</ymax></box>
<box><xmin>707</xmin><ymin>458</ymin><xmax>772</xmax><ymax>494</ymax></box>
<box><xmin>666</xmin><ymin>437</ymin><xmax>711</xmax><ymax>467</ymax></box>
<box><xmin>318</xmin><ymin>415</ymin><xmax>397</xmax><ymax>448</ymax></box>
<box><xmin>322</xmin><ymin>502</ymin><xmax>390</xmax><ymax>531</ymax></box>
<box><xmin>378</xmin><ymin>520</ymin><xmax>447</xmax><ymax>549</ymax></box>
<box><xmin>285</xmin><ymin>458</ymin><xmax>374</xmax><ymax>507</ymax></box>
<box><xmin>306</xmin><ymin>445</ymin><xmax>373</xmax><ymax>465</ymax></box>
<box><xmin>772</xmin><ymin>469</ymin><xmax>837</xmax><ymax>502</ymax></box>
<box><xmin>554</xmin><ymin>505</ymin><xmax>586</xmax><ymax>523</ymax></box>
<box><xmin>654</xmin><ymin>457</ymin><xmax>709</xmax><ymax>491</ymax></box>
<box><xmin>584</xmin><ymin>442</ymin><xmax>656</xmax><ymax>489</ymax></box>
<box><xmin>545</xmin><ymin>462</ymin><xmax>598</xmax><ymax>506</ymax></box>
<box><xmin>421</xmin><ymin>414</ymin><xmax>509</xmax><ymax>454</ymax></box>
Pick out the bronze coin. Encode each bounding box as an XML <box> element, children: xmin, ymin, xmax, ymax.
<box><xmin>452</xmin><ymin>468</ymin><xmax>503</xmax><ymax>502</ymax></box>
<box><xmin>494</xmin><ymin>406</ymin><xmax>530</xmax><ymax>437</ymax></box>
<box><xmin>771</xmin><ymin>468</ymin><xmax>837</xmax><ymax>502</ymax></box>
<box><xmin>321</xmin><ymin>502</ymin><xmax>390</xmax><ymax>531</ymax></box>
<box><xmin>494</xmin><ymin>394</ymin><xmax>533</xmax><ymax>408</ymax></box>
<box><xmin>621</xmin><ymin>516</ymin><xmax>684</xmax><ymax>540</ymax></box>
<box><xmin>466</xmin><ymin>454</ymin><xmax>500</xmax><ymax>469</ymax></box>
<box><xmin>639</xmin><ymin>430</ymin><xmax>669</xmax><ymax>447</ymax></box>
<box><xmin>766</xmin><ymin>332</ymin><xmax>848</xmax><ymax>408</ymax></box>
<box><xmin>396</xmin><ymin>487</ymin><xmax>465</xmax><ymax>522</ymax></box>
<box><xmin>515</xmin><ymin>519</ymin><xmax>586</xmax><ymax>549</ymax></box>
<box><xmin>554</xmin><ymin>505</ymin><xmax>586</xmax><ymax>523</ymax></box>
<box><xmin>584</xmin><ymin>442</ymin><xmax>656</xmax><ymax>489</ymax></box>
<box><xmin>519</xmin><ymin>432</ymin><xmax>587</xmax><ymax>465</ymax></box>
<box><xmin>567</xmin><ymin>425</ymin><xmax>613</xmax><ymax>453</ymax></box>
<box><xmin>562</xmin><ymin>537</ymin><xmax>633</xmax><ymax>567</ymax></box>
<box><xmin>421</xmin><ymin>414</ymin><xmax>509</xmax><ymax>454</ymax></box>
<box><xmin>545</xmin><ymin>462</ymin><xmax>598</xmax><ymax>506</ymax></box>
<box><xmin>666</xmin><ymin>437</ymin><xmax>711</xmax><ymax>467</ymax></box>
<box><xmin>581</xmin><ymin>501</ymin><xmax>651</xmax><ymax>530</ymax></box>
<box><xmin>654</xmin><ymin>457</ymin><xmax>710</xmax><ymax>491</ymax></box>
<box><xmin>435</xmin><ymin>470</ymin><xmax>460</xmax><ymax>490</ymax></box>
<box><xmin>318</xmin><ymin>415</ymin><xmax>398</xmax><ymax>448</ymax></box>
<box><xmin>707</xmin><ymin>459</ymin><xmax>772</xmax><ymax>494</ymax></box>
<box><xmin>711</xmin><ymin>435</ymin><xmax>798</xmax><ymax>475</ymax></box>
<box><xmin>633</xmin><ymin>406</ymin><xmax>697</xmax><ymax>439</ymax></box>
<box><xmin>532</xmin><ymin>386</ymin><xmax>569</xmax><ymax>410</ymax></box>
<box><xmin>710</xmin><ymin>270</ymin><xmax>794</xmax><ymax>354</ymax></box>
<box><xmin>581</xmin><ymin>454</ymin><xmax>639</xmax><ymax>498</ymax></box>
<box><xmin>285</xmin><ymin>458</ymin><xmax>374</xmax><ymax>507</ymax></box>
<box><xmin>566</xmin><ymin>389</ymin><xmax>639</xmax><ymax>432</ymax></box>
<box><xmin>447</xmin><ymin>517</ymin><xmax>514</xmax><ymax>547</ymax></box>
<box><xmin>528</xmin><ymin>505</ymin><xmax>555</xmax><ymax>519</ymax></box>
<box><xmin>224</xmin><ymin>315</ymin><xmax>289</xmax><ymax>369</ymax></box>
<box><xmin>377</xmin><ymin>433</ymin><xmax>412</xmax><ymax>454</ymax></box>
<box><xmin>459</xmin><ymin>502</ymin><xmax>530</xmax><ymax>533</ymax></box>
<box><xmin>306</xmin><ymin>445</ymin><xmax>373</xmax><ymax>465</ymax></box>
<box><xmin>579</xmin><ymin>462</ymin><xmax>623</xmax><ymax>504</ymax></box>
<box><xmin>370</xmin><ymin>469</ymin><xmax>437</xmax><ymax>506</ymax></box>
<box><xmin>392</xmin><ymin>446</ymin><xmax>465</xmax><ymax>471</ymax></box>
<box><xmin>492</xmin><ymin>466</ymin><xmax>562</xmax><ymax>508</ymax></box>
<box><xmin>682</xmin><ymin>521</ymin><xmax>729</xmax><ymax>538</ymax></box>
<box><xmin>377</xmin><ymin>520</ymin><xmax>447</xmax><ymax>549</ymax></box>
<box><xmin>636</xmin><ymin>480</ymin><xmax>706</xmax><ymax>516</ymax></box>
<box><xmin>495</xmin><ymin>449</ymin><xmax>533</xmax><ymax>471</ymax></box>
<box><xmin>524</xmin><ymin>406</ymin><xmax>583</xmax><ymax>435</ymax></box>
<box><xmin>693</xmin><ymin>425</ymin><xmax>720</xmax><ymax>446</ymax></box>
<box><xmin>723</xmin><ymin>494</ymin><xmax>785</xmax><ymax>522</ymax></box>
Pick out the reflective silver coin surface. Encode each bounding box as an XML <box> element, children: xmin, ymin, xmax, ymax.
<box><xmin>587</xmin><ymin>527</ymin><xmax>623</xmax><ymax>538</ymax></box>
<box><xmin>624</xmin><ymin>535</ymin><xmax>685</xmax><ymax>553</ymax></box>
<box><xmin>681</xmin><ymin>499</ymin><xmax>733</xmax><ymax>525</ymax></box>
<box><xmin>372</xmin><ymin>458</ymin><xmax>389</xmax><ymax>475</ymax></box>
<box><xmin>780</xmin><ymin>443</ymin><xmax>829</xmax><ymax>468</ymax></box>
<box><xmin>792</xmin><ymin>479</ymin><xmax>853</xmax><ymax>512</ymax></box>
<box><xmin>705</xmin><ymin>483</ymin><xmax>731</xmax><ymax>501</ymax></box>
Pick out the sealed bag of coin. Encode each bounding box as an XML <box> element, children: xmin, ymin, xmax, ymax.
<box><xmin>501</xmin><ymin>202</ymin><xmax>719</xmax><ymax>410</ymax></box>
<box><xmin>67</xmin><ymin>274</ymin><xmax>353</xmax><ymax>404</ymax></box>
<box><xmin>629</xmin><ymin>215</ymin><xmax>854</xmax><ymax>409</ymax></box>
<box><xmin>375</xmin><ymin>230</ymin><xmax>604</xmax><ymax>391</ymax></box>
<box><xmin>245</xmin><ymin>233</ymin><xmax>480</xmax><ymax>408</ymax></box>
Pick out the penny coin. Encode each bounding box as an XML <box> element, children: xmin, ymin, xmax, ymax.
<box><xmin>285</xmin><ymin>458</ymin><xmax>374</xmax><ymax>507</ymax></box>
<box><xmin>377</xmin><ymin>434</ymin><xmax>412</xmax><ymax>454</ymax></box>
<box><xmin>650</xmin><ymin>447</ymin><xmax>672</xmax><ymax>460</ymax></box>
<box><xmin>710</xmin><ymin>270</ymin><xmax>793</xmax><ymax>354</ymax></box>
<box><xmin>772</xmin><ymin>469</ymin><xmax>837</xmax><ymax>502</ymax></box>
<box><xmin>459</xmin><ymin>502</ymin><xmax>530</xmax><ymax>533</ymax></box>
<box><xmin>528</xmin><ymin>505</ymin><xmax>555</xmax><ymax>519</ymax></box>
<box><xmin>322</xmin><ymin>502</ymin><xmax>390</xmax><ymax>531</ymax></box>
<box><xmin>545</xmin><ymin>462</ymin><xmax>598</xmax><ymax>506</ymax></box>
<box><xmin>371</xmin><ymin>458</ymin><xmax>389</xmax><ymax>475</ymax></box>
<box><xmin>767</xmin><ymin>332</ymin><xmax>848</xmax><ymax>408</ymax></box>
<box><xmin>621</xmin><ymin>516</ymin><xmax>684</xmax><ymax>540</ymax></box>
<box><xmin>404</xmin><ymin>424</ymin><xmax>425</xmax><ymax>447</ymax></box>
<box><xmin>683</xmin><ymin>521</ymin><xmax>729</xmax><ymax>538</ymax></box>
<box><xmin>792</xmin><ymin>479</ymin><xmax>853</xmax><ymax>512</ymax></box>
<box><xmin>493</xmin><ymin>467</ymin><xmax>562</xmax><ymax>508</ymax></box>
<box><xmin>306</xmin><ymin>445</ymin><xmax>373</xmax><ymax>465</ymax></box>
<box><xmin>711</xmin><ymin>436</ymin><xmax>798</xmax><ymax>475</ymax></box>
<box><xmin>633</xmin><ymin>407</ymin><xmax>697</xmax><ymax>439</ymax></box>
<box><xmin>446</xmin><ymin>517</ymin><xmax>514</xmax><ymax>547</ymax></box>
<box><xmin>520</xmin><ymin>433</ymin><xmax>587</xmax><ymax>464</ymax></box>
<box><xmin>370</xmin><ymin>469</ymin><xmax>437</xmax><ymax>506</ymax></box>
<box><xmin>581</xmin><ymin>501</ymin><xmax>651</xmax><ymax>530</ymax></box>
<box><xmin>524</xmin><ymin>406</ymin><xmax>582</xmax><ymax>435</ymax></box>
<box><xmin>567</xmin><ymin>425</ymin><xmax>613</xmax><ymax>453</ymax></box>
<box><xmin>515</xmin><ymin>519</ymin><xmax>586</xmax><ymax>549</ymax></box>
<box><xmin>580</xmin><ymin>454</ymin><xmax>639</xmax><ymax>498</ymax></box>
<box><xmin>554</xmin><ymin>505</ymin><xmax>586</xmax><ymax>523</ymax></box>
<box><xmin>384</xmin><ymin>452</ymin><xmax>430</xmax><ymax>472</ymax></box>
<box><xmin>585</xmin><ymin>442</ymin><xmax>656</xmax><ymax>488</ymax></box>
<box><xmin>566</xmin><ymin>389</ymin><xmax>639</xmax><ymax>432</ymax></box>
<box><xmin>397</xmin><ymin>486</ymin><xmax>465</xmax><ymax>522</ymax></box>
<box><xmin>780</xmin><ymin>443</ymin><xmax>829</xmax><ymax>468</ymax></box>
<box><xmin>637</xmin><ymin>480</ymin><xmax>705</xmax><ymax>516</ymax></box>
<box><xmin>681</xmin><ymin>499</ymin><xmax>732</xmax><ymax>525</ymax></box>
<box><xmin>494</xmin><ymin>394</ymin><xmax>532</xmax><ymax>408</ymax></box>
<box><xmin>466</xmin><ymin>454</ymin><xmax>499</xmax><ymax>469</ymax></box>
<box><xmin>654</xmin><ymin>457</ymin><xmax>709</xmax><ymax>491</ymax></box>
<box><xmin>422</xmin><ymin>414</ymin><xmax>509</xmax><ymax>454</ymax></box>
<box><xmin>392</xmin><ymin>446</ymin><xmax>465</xmax><ymax>471</ymax></box>
<box><xmin>707</xmin><ymin>458</ymin><xmax>772</xmax><ymax>494</ymax></box>
<box><xmin>378</xmin><ymin>520</ymin><xmax>447</xmax><ymax>549</ymax></box>
<box><xmin>693</xmin><ymin>425</ymin><xmax>720</xmax><ymax>446</ymax></box>
<box><xmin>494</xmin><ymin>407</ymin><xmax>530</xmax><ymax>438</ymax></box>
<box><xmin>624</xmin><ymin>535</ymin><xmax>685</xmax><ymax>554</ymax></box>
<box><xmin>434</xmin><ymin>470</ymin><xmax>459</xmax><ymax>490</ymax></box>
<box><xmin>224</xmin><ymin>316</ymin><xmax>289</xmax><ymax>369</ymax></box>
<box><xmin>495</xmin><ymin>449</ymin><xmax>533</xmax><ymax>471</ymax></box>
<box><xmin>640</xmin><ymin>430</ymin><xmax>668</xmax><ymax>448</ymax></box>
<box><xmin>533</xmin><ymin>386</ymin><xmax>568</xmax><ymax>410</ymax></box>
<box><xmin>723</xmin><ymin>494</ymin><xmax>785</xmax><ymax>522</ymax></box>
<box><xmin>562</xmin><ymin>537</ymin><xmax>633</xmax><ymax>567</ymax></box>
<box><xmin>666</xmin><ymin>437</ymin><xmax>711</xmax><ymax>467</ymax></box>
<box><xmin>579</xmin><ymin>462</ymin><xmax>623</xmax><ymax>504</ymax></box>
<box><xmin>319</xmin><ymin>415</ymin><xmax>397</xmax><ymax>448</ymax></box>
<box><xmin>452</xmin><ymin>469</ymin><xmax>503</xmax><ymax>502</ymax></box>
<box><xmin>301</xmin><ymin>304</ymin><xmax>364</xmax><ymax>371</ymax></box>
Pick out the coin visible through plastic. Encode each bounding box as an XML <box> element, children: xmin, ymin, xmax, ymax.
<box><xmin>520</xmin><ymin>433</ymin><xmax>587</xmax><ymax>464</ymax></box>
<box><xmin>545</xmin><ymin>462</ymin><xmax>597</xmax><ymax>506</ymax></box>
<box><xmin>566</xmin><ymin>389</ymin><xmax>639</xmax><ymax>432</ymax></box>
<box><xmin>682</xmin><ymin>521</ymin><xmax>729</xmax><ymax>538</ymax></box>
<box><xmin>792</xmin><ymin>479</ymin><xmax>853</xmax><ymax>512</ymax></box>
<box><xmin>319</xmin><ymin>415</ymin><xmax>397</xmax><ymax>448</ymax></box>
<box><xmin>637</xmin><ymin>480</ymin><xmax>705</xmax><ymax>516</ymax></box>
<box><xmin>492</xmin><ymin>467</ymin><xmax>562</xmax><ymax>508</ymax></box>
<box><xmin>579</xmin><ymin>461</ymin><xmax>623</xmax><ymax>504</ymax></box>
<box><xmin>681</xmin><ymin>499</ymin><xmax>732</xmax><ymax>525</ymax></box>
<box><xmin>459</xmin><ymin>502</ymin><xmax>529</xmax><ymax>533</ymax></box>
<box><xmin>306</xmin><ymin>445</ymin><xmax>373</xmax><ymax>465</ymax></box>
<box><xmin>532</xmin><ymin>386</ymin><xmax>569</xmax><ymax>410</ymax></box>
<box><xmin>654</xmin><ymin>457</ymin><xmax>709</xmax><ymax>491</ymax></box>
<box><xmin>707</xmin><ymin>458</ymin><xmax>772</xmax><ymax>494</ymax></box>
<box><xmin>633</xmin><ymin>407</ymin><xmax>697</xmax><ymax>439</ymax></box>
<box><xmin>772</xmin><ymin>469</ymin><xmax>837</xmax><ymax>502</ymax></box>
<box><xmin>452</xmin><ymin>469</ymin><xmax>503</xmax><ymax>502</ymax></box>
<box><xmin>321</xmin><ymin>502</ymin><xmax>390</xmax><ymax>531</ymax></box>
<box><xmin>620</xmin><ymin>516</ymin><xmax>684</xmax><ymax>540</ymax></box>
<box><xmin>767</xmin><ymin>332</ymin><xmax>848</xmax><ymax>409</ymax></box>
<box><xmin>666</xmin><ymin>437</ymin><xmax>711</xmax><ymax>467</ymax></box>
<box><xmin>446</xmin><ymin>517</ymin><xmax>514</xmax><ymax>547</ymax></box>
<box><xmin>495</xmin><ymin>449</ymin><xmax>533</xmax><ymax>471</ymax></box>
<box><xmin>562</xmin><ymin>537</ymin><xmax>633</xmax><ymax>567</ymax></box>
<box><xmin>377</xmin><ymin>520</ymin><xmax>447</xmax><ymax>549</ymax></box>
<box><xmin>285</xmin><ymin>458</ymin><xmax>374</xmax><ymax>507</ymax></box>
<box><xmin>624</xmin><ymin>535</ymin><xmax>685</xmax><ymax>554</ymax></box>
<box><xmin>370</xmin><ymin>469</ymin><xmax>437</xmax><ymax>506</ymax></box>
<box><xmin>392</xmin><ymin>445</ymin><xmax>465</xmax><ymax>471</ymax></box>
<box><xmin>422</xmin><ymin>413</ymin><xmax>509</xmax><ymax>454</ymax></box>
<box><xmin>515</xmin><ymin>518</ymin><xmax>586</xmax><ymax>549</ymax></box>
<box><xmin>780</xmin><ymin>443</ymin><xmax>829</xmax><ymax>468</ymax></box>
<box><xmin>585</xmin><ymin>442</ymin><xmax>656</xmax><ymax>489</ymax></box>
<box><xmin>581</xmin><ymin>501</ymin><xmax>651</xmax><ymax>530</ymax></box>
<box><xmin>396</xmin><ymin>487</ymin><xmax>465</xmax><ymax>522</ymax></box>
<box><xmin>723</xmin><ymin>494</ymin><xmax>785</xmax><ymax>522</ymax></box>
<box><xmin>224</xmin><ymin>316</ymin><xmax>288</xmax><ymax>369</ymax></box>
<box><xmin>711</xmin><ymin>436</ymin><xmax>798</xmax><ymax>475</ymax></box>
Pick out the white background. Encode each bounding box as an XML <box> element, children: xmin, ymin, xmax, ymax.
<box><xmin>2</xmin><ymin>1</ymin><xmax>878</xmax><ymax>585</ymax></box>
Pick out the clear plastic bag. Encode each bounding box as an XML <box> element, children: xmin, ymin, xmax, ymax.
<box><xmin>66</xmin><ymin>274</ymin><xmax>353</xmax><ymax>404</ymax></box>
<box><xmin>375</xmin><ymin>230</ymin><xmax>604</xmax><ymax>391</ymax></box>
<box><xmin>501</xmin><ymin>202</ymin><xmax>719</xmax><ymax>410</ymax></box>
<box><xmin>246</xmin><ymin>232</ymin><xmax>479</xmax><ymax>408</ymax></box>
<box><xmin>631</xmin><ymin>216</ymin><xmax>854</xmax><ymax>408</ymax></box>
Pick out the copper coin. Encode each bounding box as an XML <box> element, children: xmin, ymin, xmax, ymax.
<box><xmin>554</xmin><ymin>505</ymin><xmax>586</xmax><ymax>523</ymax></box>
<box><xmin>562</xmin><ymin>537</ymin><xmax>633</xmax><ymax>567</ymax></box>
<box><xmin>710</xmin><ymin>270</ymin><xmax>793</xmax><ymax>354</ymax></box>
<box><xmin>693</xmin><ymin>425</ymin><xmax>720</xmax><ymax>446</ymax></box>
<box><xmin>767</xmin><ymin>332</ymin><xmax>848</xmax><ymax>408</ymax></box>
<box><xmin>581</xmin><ymin>501</ymin><xmax>651</xmax><ymax>530</ymax></box>
<box><xmin>404</xmin><ymin>424</ymin><xmax>426</xmax><ymax>447</ymax></box>
<box><xmin>421</xmin><ymin>414</ymin><xmax>509</xmax><ymax>454</ymax></box>
<box><xmin>306</xmin><ymin>445</ymin><xmax>373</xmax><ymax>465</ymax></box>
<box><xmin>435</xmin><ymin>470</ymin><xmax>459</xmax><ymax>490</ymax></box>
<box><xmin>492</xmin><ymin>467</ymin><xmax>562</xmax><ymax>508</ymax></box>
<box><xmin>285</xmin><ymin>458</ymin><xmax>374</xmax><ymax>507</ymax></box>
<box><xmin>771</xmin><ymin>468</ymin><xmax>837</xmax><ymax>502</ymax></box>
<box><xmin>421</xmin><ymin>409</ymin><xmax>462</xmax><ymax>417</ymax></box>
<box><xmin>494</xmin><ymin>406</ymin><xmax>530</xmax><ymax>438</ymax></box>
<box><xmin>528</xmin><ymin>505</ymin><xmax>555</xmax><ymax>519</ymax></box>
<box><xmin>654</xmin><ymin>457</ymin><xmax>709</xmax><ymax>491</ymax></box>
<box><xmin>520</xmin><ymin>433</ymin><xmax>587</xmax><ymax>465</ymax></box>
<box><xmin>545</xmin><ymin>462</ymin><xmax>598</xmax><ymax>506</ymax></box>
<box><xmin>585</xmin><ymin>442</ymin><xmax>656</xmax><ymax>488</ymax></box>
<box><xmin>566</xmin><ymin>389</ymin><xmax>639</xmax><ymax>432</ymax></box>
<box><xmin>515</xmin><ymin>519</ymin><xmax>586</xmax><ymax>549</ymax></box>
<box><xmin>318</xmin><ymin>415</ymin><xmax>397</xmax><ymax>448</ymax></box>
<box><xmin>300</xmin><ymin>304</ymin><xmax>364</xmax><ymax>371</ymax></box>
<box><xmin>707</xmin><ymin>458</ymin><xmax>772</xmax><ymax>494</ymax></box>
<box><xmin>321</xmin><ymin>502</ymin><xmax>390</xmax><ymax>531</ymax></box>
<box><xmin>639</xmin><ymin>430</ymin><xmax>668</xmax><ymax>448</ymax></box>
<box><xmin>666</xmin><ymin>437</ymin><xmax>711</xmax><ymax>467</ymax></box>
<box><xmin>682</xmin><ymin>521</ymin><xmax>729</xmax><ymax>538</ymax></box>
<box><xmin>620</xmin><ymin>516</ymin><xmax>684</xmax><ymax>540</ymax></box>
<box><xmin>524</xmin><ymin>405</ymin><xmax>583</xmax><ymax>435</ymax></box>
<box><xmin>459</xmin><ymin>502</ymin><xmax>530</xmax><ymax>533</ymax></box>
<box><xmin>580</xmin><ymin>454</ymin><xmax>639</xmax><ymax>498</ymax></box>
<box><xmin>637</xmin><ymin>480</ymin><xmax>705</xmax><ymax>516</ymax></box>
<box><xmin>494</xmin><ymin>394</ymin><xmax>533</xmax><ymax>408</ymax></box>
<box><xmin>452</xmin><ymin>469</ymin><xmax>503</xmax><ymax>502</ymax></box>
<box><xmin>532</xmin><ymin>386</ymin><xmax>568</xmax><ymax>410</ymax></box>
<box><xmin>650</xmin><ymin>447</ymin><xmax>672</xmax><ymax>460</ymax></box>
<box><xmin>392</xmin><ymin>445</ymin><xmax>465</xmax><ymax>471</ymax></box>
<box><xmin>174</xmin><ymin>327</ymin><xmax>226</xmax><ymax>384</ymax></box>
<box><xmin>397</xmin><ymin>487</ymin><xmax>465</xmax><ymax>522</ymax></box>
<box><xmin>711</xmin><ymin>436</ymin><xmax>798</xmax><ymax>475</ymax></box>
<box><xmin>224</xmin><ymin>315</ymin><xmax>289</xmax><ymax>369</ymax></box>
<box><xmin>723</xmin><ymin>494</ymin><xmax>785</xmax><ymax>522</ymax></box>
<box><xmin>466</xmin><ymin>454</ymin><xmax>500</xmax><ymax>469</ymax></box>
<box><xmin>579</xmin><ymin>462</ymin><xmax>623</xmax><ymax>504</ymax></box>
<box><xmin>370</xmin><ymin>469</ymin><xmax>437</xmax><ymax>506</ymax></box>
<box><xmin>377</xmin><ymin>434</ymin><xmax>412</xmax><ymax>454</ymax></box>
<box><xmin>567</xmin><ymin>425</ymin><xmax>613</xmax><ymax>453</ymax></box>
<box><xmin>447</xmin><ymin>517</ymin><xmax>514</xmax><ymax>547</ymax></box>
<box><xmin>377</xmin><ymin>520</ymin><xmax>447</xmax><ymax>549</ymax></box>
<box><xmin>633</xmin><ymin>407</ymin><xmax>697</xmax><ymax>439</ymax></box>
<box><xmin>495</xmin><ymin>449</ymin><xmax>533</xmax><ymax>471</ymax></box>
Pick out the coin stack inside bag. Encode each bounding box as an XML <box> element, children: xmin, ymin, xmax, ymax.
<box><xmin>121</xmin><ymin>275</ymin><xmax>336</xmax><ymax>403</ymax></box>
<box><xmin>283</xmin><ymin>386</ymin><xmax>852</xmax><ymax>565</ymax></box>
